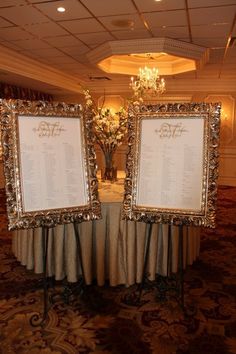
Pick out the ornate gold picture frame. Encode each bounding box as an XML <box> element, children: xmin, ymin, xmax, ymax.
<box><xmin>0</xmin><ymin>99</ymin><xmax>101</xmax><ymax>230</ymax></box>
<box><xmin>123</xmin><ymin>103</ymin><xmax>221</xmax><ymax>228</ymax></box>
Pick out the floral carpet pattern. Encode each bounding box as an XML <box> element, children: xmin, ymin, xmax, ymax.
<box><xmin>0</xmin><ymin>186</ymin><xmax>236</xmax><ymax>353</ymax></box>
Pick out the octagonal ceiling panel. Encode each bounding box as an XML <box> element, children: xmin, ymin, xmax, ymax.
<box><xmin>87</xmin><ymin>37</ymin><xmax>209</xmax><ymax>76</ymax></box>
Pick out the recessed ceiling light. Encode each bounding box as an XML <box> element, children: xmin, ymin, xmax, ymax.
<box><xmin>213</xmin><ymin>22</ymin><xmax>228</xmax><ymax>26</ymax></box>
<box><xmin>154</xmin><ymin>0</ymin><xmax>162</xmax><ymax>2</ymax></box>
<box><xmin>57</xmin><ymin>7</ymin><xmax>66</xmax><ymax>13</ymax></box>
<box><xmin>111</xmin><ymin>19</ymin><xmax>134</xmax><ymax>29</ymax></box>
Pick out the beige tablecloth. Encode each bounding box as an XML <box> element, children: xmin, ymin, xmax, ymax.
<box><xmin>12</xmin><ymin>176</ymin><xmax>200</xmax><ymax>286</ymax></box>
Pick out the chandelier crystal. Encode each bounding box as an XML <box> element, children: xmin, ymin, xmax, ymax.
<box><xmin>130</xmin><ymin>66</ymin><xmax>165</xmax><ymax>100</ymax></box>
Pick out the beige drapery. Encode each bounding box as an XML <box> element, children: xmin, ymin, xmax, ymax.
<box><xmin>12</xmin><ymin>201</ymin><xmax>200</xmax><ymax>286</ymax></box>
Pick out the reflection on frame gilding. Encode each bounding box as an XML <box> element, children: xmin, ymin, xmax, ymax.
<box><xmin>123</xmin><ymin>102</ymin><xmax>221</xmax><ymax>228</ymax></box>
<box><xmin>0</xmin><ymin>99</ymin><xmax>101</xmax><ymax>230</ymax></box>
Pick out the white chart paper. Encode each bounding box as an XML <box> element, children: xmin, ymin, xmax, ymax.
<box><xmin>136</xmin><ymin>117</ymin><xmax>204</xmax><ymax>211</ymax></box>
<box><xmin>18</xmin><ymin>115</ymin><xmax>87</xmax><ymax>212</ymax></box>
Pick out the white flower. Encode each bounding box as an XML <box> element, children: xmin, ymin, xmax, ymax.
<box><xmin>83</xmin><ymin>90</ymin><xmax>128</xmax><ymax>155</ymax></box>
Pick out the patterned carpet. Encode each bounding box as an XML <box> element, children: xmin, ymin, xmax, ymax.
<box><xmin>0</xmin><ymin>186</ymin><xmax>236</xmax><ymax>354</ymax></box>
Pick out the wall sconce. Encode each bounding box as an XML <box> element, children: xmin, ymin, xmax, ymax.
<box><xmin>221</xmin><ymin>108</ymin><xmax>228</xmax><ymax>122</ymax></box>
<box><xmin>205</xmin><ymin>94</ymin><xmax>235</xmax><ymax>145</ymax></box>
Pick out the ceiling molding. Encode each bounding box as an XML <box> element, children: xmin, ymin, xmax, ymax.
<box><xmin>87</xmin><ymin>37</ymin><xmax>209</xmax><ymax>74</ymax></box>
<box><xmin>0</xmin><ymin>44</ymin><xmax>84</xmax><ymax>94</ymax></box>
<box><xmin>97</xmin><ymin>55</ymin><xmax>196</xmax><ymax>76</ymax></box>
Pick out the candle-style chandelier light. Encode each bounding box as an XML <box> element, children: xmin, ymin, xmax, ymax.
<box><xmin>130</xmin><ymin>66</ymin><xmax>166</xmax><ymax>100</ymax></box>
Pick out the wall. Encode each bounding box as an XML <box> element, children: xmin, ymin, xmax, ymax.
<box><xmin>94</xmin><ymin>92</ymin><xmax>236</xmax><ymax>186</ymax></box>
<box><xmin>200</xmin><ymin>93</ymin><xmax>236</xmax><ymax>186</ymax></box>
<box><xmin>1</xmin><ymin>92</ymin><xmax>236</xmax><ymax>187</ymax></box>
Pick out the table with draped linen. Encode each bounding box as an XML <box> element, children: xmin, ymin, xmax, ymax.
<box><xmin>12</xmin><ymin>174</ymin><xmax>200</xmax><ymax>286</ymax></box>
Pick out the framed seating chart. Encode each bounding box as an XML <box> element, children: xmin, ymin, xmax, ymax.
<box><xmin>0</xmin><ymin>99</ymin><xmax>101</xmax><ymax>230</ymax></box>
<box><xmin>123</xmin><ymin>103</ymin><xmax>221</xmax><ymax>227</ymax></box>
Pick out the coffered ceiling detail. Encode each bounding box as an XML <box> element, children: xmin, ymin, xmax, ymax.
<box><xmin>0</xmin><ymin>0</ymin><xmax>235</xmax><ymax>96</ymax></box>
<box><xmin>87</xmin><ymin>37</ymin><xmax>209</xmax><ymax>75</ymax></box>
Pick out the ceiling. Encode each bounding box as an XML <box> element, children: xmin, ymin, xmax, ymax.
<box><xmin>0</xmin><ymin>0</ymin><xmax>236</xmax><ymax>99</ymax></box>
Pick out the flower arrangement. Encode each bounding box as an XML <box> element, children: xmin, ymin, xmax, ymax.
<box><xmin>84</xmin><ymin>90</ymin><xmax>128</xmax><ymax>180</ymax></box>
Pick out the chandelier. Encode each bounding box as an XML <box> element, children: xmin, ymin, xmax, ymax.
<box><xmin>130</xmin><ymin>66</ymin><xmax>165</xmax><ymax>99</ymax></box>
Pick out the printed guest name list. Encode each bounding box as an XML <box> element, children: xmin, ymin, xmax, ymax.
<box><xmin>136</xmin><ymin>117</ymin><xmax>205</xmax><ymax>211</ymax></box>
<box><xmin>18</xmin><ymin>115</ymin><xmax>87</xmax><ymax>212</ymax></box>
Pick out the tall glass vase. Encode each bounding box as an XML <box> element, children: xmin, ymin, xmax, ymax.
<box><xmin>102</xmin><ymin>150</ymin><xmax>117</xmax><ymax>182</ymax></box>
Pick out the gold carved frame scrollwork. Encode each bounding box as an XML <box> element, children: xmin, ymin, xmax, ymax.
<box><xmin>0</xmin><ymin>99</ymin><xmax>101</xmax><ymax>230</ymax></box>
<box><xmin>123</xmin><ymin>102</ymin><xmax>221</xmax><ymax>228</ymax></box>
